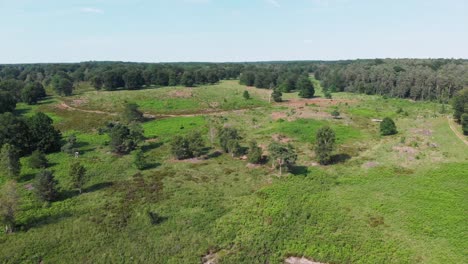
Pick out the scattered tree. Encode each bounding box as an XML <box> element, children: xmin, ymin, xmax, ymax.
<box><xmin>0</xmin><ymin>144</ymin><xmax>21</xmax><ymax>178</ymax></box>
<box><xmin>219</xmin><ymin>127</ymin><xmax>241</xmax><ymax>153</ymax></box>
<box><xmin>297</xmin><ymin>76</ymin><xmax>315</xmax><ymax>98</ymax></box>
<box><xmin>247</xmin><ymin>140</ymin><xmax>263</xmax><ymax>164</ymax></box>
<box><xmin>108</xmin><ymin>123</ymin><xmax>144</xmax><ymax>154</ymax></box>
<box><xmin>69</xmin><ymin>162</ymin><xmax>87</xmax><ymax>194</ymax></box>
<box><xmin>34</xmin><ymin>170</ymin><xmax>58</xmax><ymax>202</ymax></box>
<box><xmin>243</xmin><ymin>90</ymin><xmax>250</xmax><ymax>100</ymax></box>
<box><xmin>315</xmin><ymin>126</ymin><xmax>336</xmax><ymax>165</ymax></box>
<box><xmin>122</xmin><ymin>103</ymin><xmax>144</xmax><ymax>123</ymax></box>
<box><xmin>28</xmin><ymin>112</ymin><xmax>62</xmax><ymax>153</ymax></box>
<box><xmin>0</xmin><ymin>180</ymin><xmax>19</xmax><ymax>233</ymax></box>
<box><xmin>133</xmin><ymin>149</ymin><xmax>147</xmax><ymax>170</ymax></box>
<box><xmin>271</xmin><ymin>89</ymin><xmax>282</xmax><ymax>102</ymax></box>
<box><xmin>170</xmin><ymin>131</ymin><xmax>206</xmax><ymax>160</ymax></box>
<box><xmin>28</xmin><ymin>150</ymin><xmax>48</xmax><ymax>169</ymax></box>
<box><xmin>21</xmin><ymin>82</ymin><xmax>46</xmax><ymax>105</ymax></box>
<box><xmin>461</xmin><ymin>113</ymin><xmax>468</xmax><ymax>135</ymax></box>
<box><xmin>61</xmin><ymin>134</ymin><xmax>77</xmax><ymax>155</ymax></box>
<box><xmin>268</xmin><ymin>142</ymin><xmax>297</xmax><ymax>176</ymax></box>
<box><xmin>380</xmin><ymin>117</ymin><xmax>398</xmax><ymax>136</ymax></box>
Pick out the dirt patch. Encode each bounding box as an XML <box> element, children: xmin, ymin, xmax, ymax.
<box><xmin>393</xmin><ymin>146</ymin><xmax>418</xmax><ymax>155</ymax></box>
<box><xmin>285</xmin><ymin>257</ymin><xmax>327</xmax><ymax>264</ymax></box>
<box><xmin>24</xmin><ymin>183</ymin><xmax>34</xmax><ymax>191</ymax></box>
<box><xmin>271</xmin><ymin>112</ymin><xmax>288</xmax><ymax>120</ymax></box>
<box><xmin>246</xmin><ymin>163</ymin><xmax>262</xmax><ymax>169</ymax></box>
<box><xmin>363</xmin><ymin>161</ymin><xmax>380</xmax><ymax>168</ymax></box>
<box><xmin>71</xmin><ymin>99</ymin><xmax>88</xmax><ymax>106</ymax></box>
<box><xmin>280</xmin><ymin>98</ymin><xmax>356</xmax><ymax>108</ymax></box>
<box><xmin>411</xmin><ymin>128</ymin><xmax>433</xmax><ymax>136</ymax></box>
<box><xmin>272</xmin><ymin>134</ymin><xmax>292</xmax><ymax>143</ymax></box>
<box><xmin>168</xmin><ymin>90</ymin><xmax>193</xmax><ymax>98</ymax></box>
<box><xmin>202</xmin><ymin>252</ymin><xmax>218</xmax><ymax>264</ymax></box>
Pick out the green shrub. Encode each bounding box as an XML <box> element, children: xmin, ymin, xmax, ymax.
<box><xmin>380</xmin><ymin>117</ymin><xmax>397</xmax><ymax>136</ymax></box>
<box><xmin>461</xmin><ymin>113</ymin><xmax>468</xmax><ymax>135</ymax></box>
<box><xmin>28</xmin><ymin>150</ymin><xmax>48</xmax><ymax>169</ymax></box>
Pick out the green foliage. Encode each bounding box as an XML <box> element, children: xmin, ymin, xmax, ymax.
<box><xmin>121</xmin><ymin>103</ymin><xmax>144</xmax><ymax>123</ymax></box>
<box><xmin>61</xmin><ymin>134</ymin><xmax>77</xmax><ymax>155</ymax></box>
<box><xmin>0</xmin><ymin>112</ymin><xmax>31</xmax><ymax>154</ymax></box>
<box><xmin>268</xmin><ymin>141</ymin><xmax>297</xmax><ymax>175</ymax></box>
<box><xmin>243</xmin><ymin>90</ymin><xmax>250</xmax><ymax>100</ymax></box>
<box><xmin>34</xmin><ymin>170</ymin><xmax>59</xmax><ymax>202</ymax></box>
<box><xmin>315</xmin><ymin>126</ymin><xmax>336</xmax><ymax>165</ymax></box>
<box><xmin>0</xmin><ymin>91</ymin><xmax>16</xmax><ymax>113</ymax></box>
<box><xmin>451</xmin><ymin>88</ymin><xmax>468</xmax><ymax>122</ymax></box>
<box><xmin>0</xmin><ymin>180</ymin><xmax>18</xmax><ymax>233</ymax></box>
<box><xmin>108</xmin><ymin>123</ymin><xmax>144</xmax><ymax>154</ymax></box>
<box><xmin>271</xmin><ymin>89</ymin><xmax>282</xmax><ymax>102</ymax></box>
<box><xmin>170</xmin><ymin>130</ymin><xmax>206</xmax><ymax>160</ymax></box>
<box><xmin>28</xmin><ymin>112</ymin><xmax>62</xmax><ymax>153</ymax></box>
<box><xmin>227</xmin><ymin>139</ymin><xmax>242</xmax><ymax>157</ymax></box>
<box><xmin>324</xmin><ymin>90</ymin><xmax>332</xmax><ymax>99</ymax></box>
<box><xmin>380</xmin><ymin>117</ymin><xmax>398</xmax><ymax>136</ymax></box>
<box><xmin>28</xmin><ymin>150</ymin><xmax>48</xmax><ymax>169</ymax></box>
<box><xmin>461</xmin><ymin>113</ymin><xmax>468</xmax><ymax>135</ymax></box>
<box><xmin>219</xmin><ymin>127</ymin><xmax>241</xmax><ymax>153</ymax></box>
<box><xmin>133</xmin><ymin>149</ymin><xmax>147</xmax><ymax>170</ymax></box>
<box><xmin>21</xmin><ymin>82</ymin><xmax>46</xmax><ymax>105</ymax></box>
<box><xmin>123</xmin><ymin>69</ymin><xmax>144</xmax><ymax>90</ymax></box>
<box><xmin>297</xmin><ymin>76</ymin><xmax>315</xmax><ymax>98</ymax></box>
<box><xmin>247</xmin><ymin>140</ymin><xmax>263</xmax><ymax>164</ymax></box>
<box><xmin>331</xmin><ymin>109</ymin><xmax>340</xmax><ymax>118</ymax></box>
<box><xmin>51</xmin><ymin>74</ymin><xmax>73</xmax><ymax>96</ymax></box>
<box><xmin>69</xmin><ymin>161</ymin><xmax>87</xmax><ymax>194</ymax></box>
<box><xmin>0</xmin><ymin>143</ymin><xmax>21</xmax><ymax>178</ymax></box>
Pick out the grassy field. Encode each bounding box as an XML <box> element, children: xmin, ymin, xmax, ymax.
<box><xmin>1</xmin><ymin>80</ymin><xmax>467</xmax><ymax>263</ymax></box>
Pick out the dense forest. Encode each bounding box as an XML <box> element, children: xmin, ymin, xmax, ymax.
<box><xmin>1</xmin><ymin>59</ymin><xmax>466</xmax><ymax>109</ymax></box>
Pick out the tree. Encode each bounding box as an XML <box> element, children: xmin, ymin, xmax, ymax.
<box><xmin>69</xmin><ymin>162</ymin><xmax>87</xmax><ymax>194</ymax></box>
<box><xmin>21</xmin><ymin>82</ymin><xmax>46</xmax><ymax>105</ymax></box>
<box><xmin>331</xmin><ymin>110</ymin><xmax>340</xmax><ymax>119</ymax></box>
<box><xmin>51</xmin><ymin>75</ymin><xmax>73</xmax><ymax>96</ymax></box>
<box><xmin>170</xmin><ymin>131</ymin><xmax>206</xmax><ymax>160</ymax></box>
<box><xmin>123</xmin><ymin>69</ymin><xmax>144</xmax><ymax>90</ymax></box>
<box><xmin>380</xmin><ymin>117</ymin><xmax>398</xmax><ymax>136</ymax></box>
<box><xmin>243</xmin><ymin>90</ymin><xmax>250</xmax><ymax>100</ymax></box>
<box><xmin>247</xmin><ymin>140</ymin><xmax>263</xmax><ymax>164</ymax></box>
<box><xmin>61</xmin><ymin>134</ymin><xmax>77</xmax><ymax>155</ymax></box>
<box><xmin>461</xmin><ymin>113</ymin><xmax>468</xmax><ymax>135</ymax></box>
<box><xmin>271</xmin><ymin>89</ymin><xmax>282</xmax><ymax>102</ymax></box>
<box><xmin>227</xmin><ymin>139</ymin><xmax>242</xmax><ymax>157</ymax></box>
<box><xmin>0</xmin><ymin>91</ymin><xmax>16</xmax><ymax>114</ymax></box>
<box><xmin>0</xmin><ymin>181</ymin><xmax>19</xmax><ymax>233</ymax></box>
<box><xmin>28</xmin><ymin>150</ymin><xmax>48</xmax><ymax>169</ymax></box>
<box><xmin>181</xmin><ymin>71</ymin><xmax>195</xmax><ymax>87</ymax></box>
<box><xmin>452</xmin><ymin>88</ymin><xmax>468</xmax><ymax>122</ymax></box>
<box><xmin>268</xmin><ymin>142</ymin><xmax>297</xmax><ymax>176</ymax></box>
<box><xmin>122</xmin><ymin>103</ymin><xmax>144</xmax><ymax>123</ymax></box>
<box><xmin>0</xmin><ymin>144</ymin><xmax>21</xmax><ymax>178</ymax></box>
<box><xmin>297</xmin><ymin>76</ymin><xmax>315</xmax><ymax>98</ymax></box>
<box><xmin>0</xmin><ymin>112</ymin><xmax>31</xmax><ymax>155</ymax></box>
<box><xmin>133</xmin><ymin>149</ymin><xmax>147</xmax><ymax>170</ymax></box>
<box><xmin>219</xmin><ymin>127</ymin><xmax>241</xmax><ymax>153</ymax></box>
<box><xmin>34</xmin><ymin>170</ymin><xmax>58</xmax><ymax>202</ymax></box>
<box><xmin>109</xmin><ymin>123</ymin><xmax>143</xmax><ymax>154</ymax></box>
<box><xmin>315</xmin><ymin>126</ymin><xmax>336</xmax><ymax>165</ymax></box>
<box><xmin>28</xmin><ymin>112</ymin><xmax>62</xmax><ymax>153</ymax></box>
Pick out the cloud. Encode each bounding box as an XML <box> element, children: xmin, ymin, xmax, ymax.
<box><xmin>80</xmin><ymin>7</ymin><xmax>103</xmax><ymax>14</ymax></box>
<box><xmin>265</xmin><ymin>0</ymin><xmax>280</xmax><ymax>8</ymax></box>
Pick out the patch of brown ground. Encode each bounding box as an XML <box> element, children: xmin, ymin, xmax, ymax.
<box><xmin>71</xmin><ymin>99</ymin><xmax>88</xmax><ymax>106</ymax></box>
<box><xmin>168</xmin><ymin>90</ymin><xmax>193</xmax><ymax>98</ymax></box>
<box><xmin>363</xmin><ymin>161</ymin><xmax>380</xmax><ymax>168</ymax></box>
<box><xmin>280</xmin><ymin>98</ymin><xmax>356</xmax><ymax>108</ymax></box>
<box><xmin>272</xmin><ymin>134</ymin><xmax>292</xmax><ymax>143</ymax></box>
<box><xmin>285</xmin><ymin>257</ymin><xmax>327</xmax><ymax>264</ymax></box>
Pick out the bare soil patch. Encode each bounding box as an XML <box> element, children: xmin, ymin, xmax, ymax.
<box><xmin>285</xmin><ymin>257</ymin><xmax>327</xmax><ymax>264</ymax></box>
<box><xmin>168</xmin><ymin>90</ymin><xmax>193</xmax><ymax>98</ymax></box>
<box><xmin>272</xmin><ymin>134</ymin><xmax>292</xmax><ymax>143</ymax></box>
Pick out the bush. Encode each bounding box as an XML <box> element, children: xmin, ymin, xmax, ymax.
<box><xmin>34</xmin><ymin>170</ymin><xmax>58</xmax><ymax>202</ymax></box>
<box><xmin>69</xmin><ymin>162</ymin><xmax>87</xmax><ymax>194</ymax></box>
<box><xmin>243</xmin><ymin>90</ymin><xmax>250</xmax><ymax>100</ymax></box>
<box><xmin>380</xmin><ymin>117</ymin><xmax>397</xmax><ymax>136</ymax></box>
<box><xmin>122</xmin><ymin>103</ymin><xmax>144</xmax><ymax>123</ymax></box>
<box><xmin>271</xmin><ymin>89</ymin><xmax>282</xmax><ymax>102</ymax></box>
<box><xmin>315</xmin><ymin>126</ymin><xmax>336</xmax><ymax>165</ymax></box>
<box><xmin>28</xmin><ymin>150</ymin><xmax>48</xmax><ymax>169</ymax></box>
<box><xmin>461</xmin><ymin>113</ymin><xmax>468</xmax><ymax>135</ymax></box>
<box><xmin>170</xmin><ymin>131</ymin><xmax>206</xmax><ymax>160</ymax></box>
<box><xmin>133</xmin><ymin>149</ymin><xmax>147</xmax><ymax>170</ymax></box>
<box><xmin>247</xmin><ymin>141</ymin><xmax>263</xmax><ymax>164</ymax></box>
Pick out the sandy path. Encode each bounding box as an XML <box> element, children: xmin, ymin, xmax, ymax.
<box><xmin>447</xmin><ymin>116</ymin><xmax>468</xmax><ymax>146</ymax></box>
<box><xmin>58</xmin><ymin>101</ymin><xmax>262</xmax><ymax>119</ymax></box>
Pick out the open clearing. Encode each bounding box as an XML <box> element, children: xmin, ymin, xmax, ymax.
<box><xmin>3</xmin><ymin>80</ymin><xmax>467</xmax><ymax>263</ymax></box>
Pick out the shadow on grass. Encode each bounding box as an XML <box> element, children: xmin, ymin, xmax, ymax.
<box><xmin>19</xmin><ymin>173</ymin><xmax>36</xmax><ymax>183</ymax></box>
<box><xmin>141</xmin><ymin>162</ymin><xmax>161</xmax><ymax>170</ymax></box>
<box><xmin>85</xmin><ymin>181</ymin><xmax>114</xmax><ymax>193</ymax></box>
<box><xmin>20</xmin><ymin>211</ymin><xmax>73</xmax><ymax>231</ymax></box>
<box><xmin>205</xmin><ymin>150</ymin><xmax>222</xmax><ymax>159</ymax></box>
<box><xmin>141</xmin><ymin>142</ymin><xmax>163</xmax><ymax>153</ymax></box>
<box><xmin>290</xmin><ymin>165</ymin><xmax>309</xmax><ymax>176</ymax></box>
<box><xmin>330</xmin><ymin>153</ymin><xmax>352</xmax><ymax>164</ymax></box>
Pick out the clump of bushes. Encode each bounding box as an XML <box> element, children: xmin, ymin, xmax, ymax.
<box><xmin>380</xmin><ymin>117</ymin><xmax>397</xmax><ymax>136</ymax></box>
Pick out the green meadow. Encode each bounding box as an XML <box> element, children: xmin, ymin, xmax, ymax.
<box><xmin>1</xmin><ymin>80</ymin><xmax>467</xmax><ymax>264</ymax></box>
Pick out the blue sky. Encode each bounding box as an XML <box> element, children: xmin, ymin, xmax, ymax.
<box><xmin>0</xmin><ymin>0</ymin><xmax>467</xmax><ymax>63</ymax></box>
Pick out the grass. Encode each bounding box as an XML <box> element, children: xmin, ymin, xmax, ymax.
<box><xmin>1</xmin><ymin>79</ymin><xmax>467</xmax><ymax>263</ymax></box>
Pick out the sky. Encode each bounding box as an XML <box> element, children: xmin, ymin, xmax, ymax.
<box><xmin>0</xmin><ymin>0</ymin><xmax>467</xmax><ymax>63</ymax></box>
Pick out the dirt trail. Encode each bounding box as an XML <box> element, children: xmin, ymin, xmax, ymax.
<box><xmin>447</xmin><ymin>116</ymin><xmax>468</xmax><ymax>146</ymax></box>
<box><xmin>57</xmin><ymin>101</ymin><xmax>261</xmax><ymax>119</ymax></box>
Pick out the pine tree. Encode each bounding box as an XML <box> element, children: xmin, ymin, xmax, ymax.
<box><xmin>34</xmin><ymin>170</ymin><xmax>58</xmax><ymax>202</ymax></box>
<box><xmin>0</xmin><ymin>144</ymin><xmax>21</xmax><ymax>178</ymax></box>
<box><xmin>69</xmin><ymin>162</ymin><xmax>87</xmax><ymax>194</ymax></box>
<box><xmin>315</xmin><ymin>126</ymin><xmax>336</xmax><ymax>165</ymax></box>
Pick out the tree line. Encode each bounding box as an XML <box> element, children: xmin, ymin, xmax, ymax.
<box><xmin>314</xmin><ymin>59</ymin><xmax>468</xmax><ymax>102</ymax></box>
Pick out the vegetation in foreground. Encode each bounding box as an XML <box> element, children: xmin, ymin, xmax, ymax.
<box><xmin>0</xmin><ymin>62</ymin><xmax>467</xmax><ymax>263</ymax></box>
